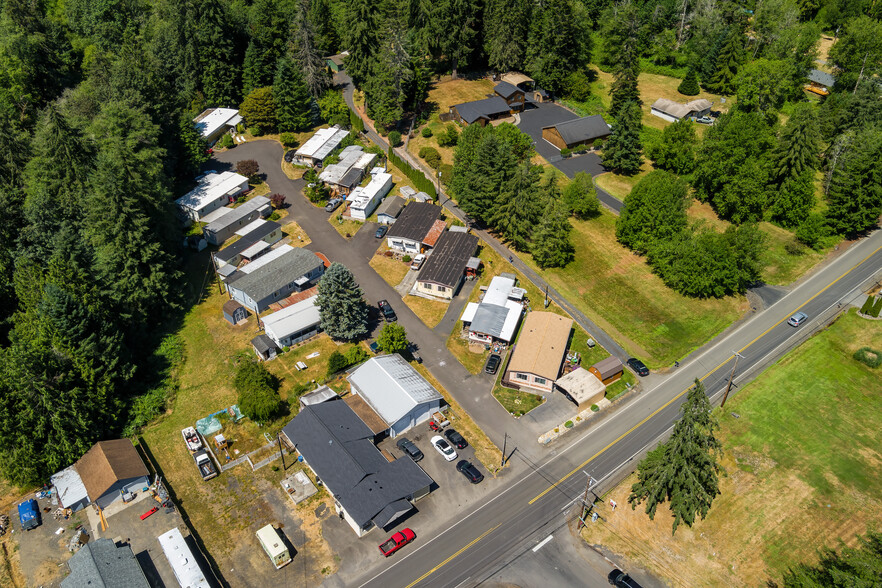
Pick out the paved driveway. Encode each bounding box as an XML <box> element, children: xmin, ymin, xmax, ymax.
<box><xmin>517</xmin><ymin>103</ymin><xmax>623</xmax><ymax>213</ymax></box>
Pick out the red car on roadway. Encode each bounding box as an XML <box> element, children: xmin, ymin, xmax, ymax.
<box><xmin>379</xmin><ymin>528</ymin><xmax>416</xmax><ymax>557</ymax></box>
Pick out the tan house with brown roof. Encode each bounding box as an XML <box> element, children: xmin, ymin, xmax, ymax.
<box><xmin>504</xmin><ymin>312</ymin><xmax>573</xmax><ymax>393</ymax></box>
<box><xmin>75</xmin><ymin>439</ymin><xmax>150</xmax><ymax>509</ymax></box>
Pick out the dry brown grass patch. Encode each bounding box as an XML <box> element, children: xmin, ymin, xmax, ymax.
<box><xmin>404</xmin><ymin>295</ymin><xmax>449</xmax><ymax>328</ymax></box>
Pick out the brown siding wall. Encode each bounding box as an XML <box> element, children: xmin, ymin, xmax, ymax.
<box><xmin>542</xmin><ymin>127</ymin><xmax>567</xmax><ymax>150</ymax></box>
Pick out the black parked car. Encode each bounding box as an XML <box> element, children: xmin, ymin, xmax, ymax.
<box><xmin>396</xmin><ymin>437</ymin><xmax>423</xmax><ymax>462</ymax></box>
<box><xmin>375</xmin><ymin>225</ymin><xmax>388</xmax><ymax>239</ymax></box>
<box><xmin>444</xmin><ymin>428</ymin><xmax>468</xmax><ymax>449</ymax></box>
<box><xmin>284</xmin><ymin>149</ymin><xmax>296</xmax><ymax>163</ymax></box>
<box><xmin>378</xmin><ymin>300</ymin><xmax>397</xmax><ymax>322</ymax></box>
<box><xmin>456</xmin><ymin>460</ymin><xmax>484</xmax><ymax>484</ymax></box>
<box><xmin>484</xmin><ymin>353</ymin><xmax>501</xmax><ymax>375</ymax></box>
<box><xmin>627</xmin><ymin>357</ymin><xmax>649</xmax><ymax>376</ymax></box>
<box><xmin>608</xmin><ymin>569</ymin><xmax>642</xmax><ymax>588</ymax></box>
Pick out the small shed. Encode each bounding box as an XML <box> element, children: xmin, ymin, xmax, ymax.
<box><xmin>465</xmin><ymin>256</ymin><xmax>481</xmax><ymax>278</ymax></box>
<box><xmin>555</xmin><ymin>367</ymin><xmax>606</xmax><ymax>410</ymax></box>
<box><xmin>376</xmin><ymin>196</ymin><xmax>405</xmax><ymax>225</ymax></box>
<box><xmin>299</xmin><ymin>385</ymin><xmax>339</xmax><ymax>409</ymax></box>
<box><xmin>223</xmin><ymin>300</ymin><xmax>248</xmax><ymax>325</ymax></box>
<box><xmin>588</xmin><ymin>356</ymin><xmax>624</xmax><ymax>385</ymax></box>
<box><xmin>251</xmin><ymin>334</ymin><xmax>279</xmax><ymax>361</ymax></box>
<box><xmin>50</xmin><ymin>466</ymin><xmax>90</xmax><ymax>512</ymax></box>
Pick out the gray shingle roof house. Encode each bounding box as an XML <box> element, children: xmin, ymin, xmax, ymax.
<box><xmin>376</xmin><ymin>196</ymin><xmax>405</xmax><ymax>224</ymax></box>
<box><xmin>650</xmin><ymin>98</ymin><xmax>713</xmax><ymax>123</ymax></box>
<box><xmin>541</xmin><ymin>115</ymin><xmax>611</xmax><ymax>150</ymax></box>
<box><xmin>227</xmin><ymin>247</ymin><xmax>324</xmax><ymax>313</ymax></box>
<box><xmin>61</xmin><ymin>538</ymin><xmax>149</xmax><ymax>588</ymax></box>
<box><xmin>203</xmin><ymin>196</ymin><xmax>272</xmax><ymax>246</ymax></box>
<box><xmin>214</xmin><ymin>220</ymin><xmax>283</xmax><ymax>268</ymax></box>
<box><xmin>415</xmin><ymin>231</ymin><xmax>479</xmax><ymax>300</ymax></box>
<box><xmin>386</xmin><ymin>202</ymin><xmax>442</xmax><ymax>253</ymax></box>
<box><xmin>450</xmin><ymin>96</ymin><xmax>512</xmax><ymax>125</ymax></box>
<box><xmin>807</xmin><ymin>69</ymin><xmax>836</xmax><ymax>89</ymax></box>
<box><xmin>281</xmin><ymin>399</ymin><xmax>434</xmax><ymax>536</ymax></box>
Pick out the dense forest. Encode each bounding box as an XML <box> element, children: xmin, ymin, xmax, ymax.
<box><xmin>0</xmin><ymin>0</ymin><xmax>880</xmax><ymax>486</ymax></box>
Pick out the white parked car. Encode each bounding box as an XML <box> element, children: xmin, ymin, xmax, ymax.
<box><xmin>431</xmin><ymin>435</ymin><xmax>457</xmax><ymax>462</ymax></box>
<box><xmin>411</xmin><ymin>254</ymin><xmax>426</xmax><ymax>270</ymax></box>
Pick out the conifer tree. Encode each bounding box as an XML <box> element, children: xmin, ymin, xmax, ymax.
<box><xmin>194</xmin><ymin>0</ymin><xmax>241</xmax><ymax>106</ymax></box>
<box><xmin>783</xmin><ymin>531</ymin><xmax>882</xmax><ymax>587</ymax></box>
<box><xmin>239</xmin><ymin>86</ymin><xmax>278</xmax><ymax>132</ymax></box>
<box><xmin>706</xmin><ymin>26</ymin><xmax>744</xmax><ymax>95</ymax></box>
<box><xmin>774</xmin><ymin>102</ymin><xmax>820</xmax><ymax>183</ymax></box>
<box><xmin>532</xmin><ymin>198</ymin><xmax>574</xmax><ymax>269</ymax></box>
<box><xmin>484</xmin><ymin>0</ymin><xmax>528</xmax><ymax>72</ymax></box>
<box><xmin>646</xmin><ymin>118</ymin><xmax>697</xmax><ymax>175</ymax></box>
<box><xmin>602</xmin><ymin>101</ymin><xmax>643</xmax><ymax>175</ymax></box>
<box><xmin>309</xmin><ymin>0</ymin><xmax>339</xmax><ymax>56</ymax></box>
<box><xmin>628</xmin><ymin>379</ymin><xmax>723</xmax><ymax>534</ymax></box>
<box><xmin>316</xmin><ymin>263</ymin><xmax>370</xmax><ymax>340</ymax></box>
<box><xmin>456</xmin><ymin>133</ymin><xmax>517</xmax><ymax>223</ymax></box>
<box><xmin>531</xmin><ymin>0</ymin><xmax>590</xmax><ymax>95</ymax></box>
<box><xmin>494</xmin><ymin>163</ymin><xmax>542</xmax><ymax>252</ymax></box>
<box><xmin>825</xmin><ymin>126</ymin><xmax>882</xmax><ymax>236</ymax></box>
<box><xmin>677</xmin><ymin>66</ymin><xmax>700</xmax><ymax>95</ymax></box>
<box><xmin>603</xmin><ymin>0</ymin><xmax>641</xmax><ymax>119</ymax></box>
<box><xmin>274</xmin><ymin>57</ymin><xmax>313</xmax><ymax>132</ymax></box>
<box><xmin>440</xmin><ymin>0</ymin><xmax>479</xmax><ymax>78</ymax></box>
<box><xmin>345</xmin><ymin>0</ymin><xmax>378</xmax><ymax>87</ymax></box>
<box><xmin>293</xmin><ymin>0</ymin><xmax>331</xmax><ymax>98</ymax></box>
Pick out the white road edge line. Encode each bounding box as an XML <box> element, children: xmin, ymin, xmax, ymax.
<box><xmin>357</xmin><ymin>241</ymin><xmax>882</xmax><ymax>588</ymax></box>
<box><xmin>532</xmin><ymin>535</ymin><xmax>554</xmax><ymax>552</ymax></box>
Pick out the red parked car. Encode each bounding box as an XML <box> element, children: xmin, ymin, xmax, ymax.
<box><xmin>379</xmin><ymin>528</ymin><xmax>416</xmax><ymax>557</ymax></box>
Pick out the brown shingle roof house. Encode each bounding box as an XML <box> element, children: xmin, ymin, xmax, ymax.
<box><xmin>75</xmin><ymin>440</ymin><xmax>150</xmax><ymax>509</ymax></box>
<box><xmin>505</xmin><ymin>312</ymin><xmax>573</xmax><ymax>393</ymax></box>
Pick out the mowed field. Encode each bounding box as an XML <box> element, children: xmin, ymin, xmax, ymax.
<box><xmin>522</xmin><ymin>210</ymin><xmax>746</xmax><ymax>366</ymax></box>
<box><xmin>581</xmin><ymin>310</ymin><xmax>882</xmax><ymax>586</ymax></box>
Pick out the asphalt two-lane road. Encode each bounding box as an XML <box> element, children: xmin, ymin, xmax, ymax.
<box><xmin>355</xmin><ymin>234</ymin><xmax>882</xmax><ymax>588</ymax></box>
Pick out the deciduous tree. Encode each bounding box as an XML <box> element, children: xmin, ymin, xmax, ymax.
<box><xmin>235</xmin><ymin>360</ymin><xmax>281</xmax><ymax>423</ymax></box>
<box><xmin>239</xmin><ymin>86</ymin><xmax>277</xmax><ymax>132</ymax></box>
<box><xmin>646</xmin><ymin>118</ymin><xmax>697</xmax><ymax>175</ymax></box>
<box><xmin>378</xmin><ymin>322</ymin><xmax>409</xmax><ymax>354</ymax></box>
<box><xmin>562</xmin><ymin>172</ymin><xmax>600</xmax><ymax>219</ymax></box>
<box><xmin>532</xmin><ymin>198</ymin><xmax>574</xmax><ymax>269</ymax></box>
<box><xmin>617</xmin><ymin>170</ymin><xmax>689</xmax><ymax>254</ymax></box>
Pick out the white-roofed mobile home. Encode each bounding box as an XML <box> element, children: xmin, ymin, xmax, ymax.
<box><xmin>157</xmin><ymin>527</ymin><xmax>210</xmax><ymax>588</ymax></box>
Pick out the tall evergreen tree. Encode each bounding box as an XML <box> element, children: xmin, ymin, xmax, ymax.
<box><xmin>293</xmin><ymin>0</ymin><xmax>331</xmax><ymax>98</ymax></box>
<box><xmin>316</xmin><ymin>262</ymin><xmax>370</xmax><ymax>340</ymax></box>
<box><xmin>365</xmin><ymin>54</ymin><xmax>403</xmax><ymax>130</ymax></box>
<box><xmin>194</xmin><ymin>0</ymin><xmax>241</xmax><ymax>105</ymax></box>
<box><xmin>825</xmin><ymin>126</ymin><xmax>882</xmax><ymax>236</ymax></box>
<box><xmin>274</xmin><ymin>57</ymin><xmax>313</xmax><ymax>132</ymax></box>
<box><xmin>440</xmin><ymin>0</ymin><xmax>479</xmax><ymax>78</ymax></box>
<box><xmin>309</xmin><ymin>0</ymin><xmax>339</xmax><ymax>55</ymax></box>
<box><xmin>706</xmin><ymin>26</ymin><xmax>744</xmax><ymax>95</ymax></box>
<box><xmin>677</xmin><ymin>66</ymin><xmax>700</xmax><ymax>96</ymax></box>
<box><xmin>628</xmin><ymin>379</ymin><xmax>723</xmax><ymax>533</ymax></box>
<box><xmin>456</xmin><ymin>132</ymin><xmax>517</xmax><ymax>223</ymax></box>
<box><xmin>602</xmin><ymin>101</ymin><xmax>643</xmax><ymax>175</ymax></box>
<box><xmin>530</xmin><ymin>0</ymin><xmax>591</xmax><ymax>95</ymax></box>
<box><xmin>774</xmin><ymin>102</ymin><xmax>820</xmax><ymax>183</ymax></box>
<box><xmin>484</xmin><ymin>0</ymin><xmax>528</xmax><ymax>72</ymax></box>
<box><xmin>532</xmin><ymin>197</ymin><xmax>574</xmax><ymax>269</ymax></box>
<box><xmin>604</xmin><ymin>1</ymin><xmax>641</xmax><ymax>119</ymax></box>
<box><xmin>345</xmin><ymin>0</ymin><xmax>378</xmax><ymax>87</ymax></box>
<box><xmin>769</xmin><ymin>170</ymin><xmax>815</xmax><ymax>229</ymax></box>
<box><xmin>239</xmin><ymin>86</ymin><xmax>278</xmax><ymax>131</ymax></box>
<box><xmin>562</xmin><ymin>171</ymin><xmax>600</xmax><ymax>219</ymax></box>
<box><xmin>494</xmin><ymin>163</ymin><xmax>542</xmax><ymax>252</ymax></box>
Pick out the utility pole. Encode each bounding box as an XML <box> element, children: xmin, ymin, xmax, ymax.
<box><xmin>721</xmin><ymin>351</ymin><xmax>744</xmax><ymax>407</ymax></box>
<box><xmin>577</xmin><ymin>473</ymin><xmax>597</xmax><ymax>530</ymax></box>
<box><xmin>278</xmin><ymin>432</ymin><xmax>286</xmax><ymax>470</ymax></box>
<box><xmin>501</xmin><ymin>432</ymin><xmax>507</xmax><ymax>468</ymax></box>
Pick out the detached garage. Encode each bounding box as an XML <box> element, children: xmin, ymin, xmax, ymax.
<box><xmin>541</xmin><ymin>115</ymin><xmax>611</xmax><ymax>151</ymax></box>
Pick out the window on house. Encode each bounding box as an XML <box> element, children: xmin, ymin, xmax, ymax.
<box><xmin>516</xmin><ymin>373</ymin><xmax>528</xmax><ymax>381</ymax></box>
<box><xmin>534</xmin><ymin>377</ymin><xmax>547</xmax><ymax>385</ymax></box>
<box><xmin>273</xmin><ymin>291</ymin><xmax>280</xmax><ymax>298</ymax></box>
<box><xmin>437</xmin><ymin>286</ymin><xmax>446</xmax><ymax>292</ymax></box>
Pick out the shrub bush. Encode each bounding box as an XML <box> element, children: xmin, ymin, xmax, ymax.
<box><xmin>326</xmin><ymin>351</ymin><xmax>349</xmax><ymax>376</ymax></box>
<box><xmin>269</xmin><ymin>211</ymin><xmax>280</xmax><ymax>221</ymax></box>
<box><xmin>590</xmin><ymin>404</ymin><xmax>599</xmax><ymax>412</ymax></box>
<box><xmin>439</xmin><ymin>164</ymin><xmax>453</xmax><ymax>184</ymax></box>
<box><xmin>564</xmin><ymin>420</ymin><xmax>574</xmax><ymax>428</ymax></box>
<box><xmin>421</xmin><ymin>126</ymin><xmax>433</xmax><ymax>138</ymax></box>
<box><xmin>279</xmin><ymin>132</ymin><xmax>298</xmax><ymax>147</ymax></box>
<box><xmin>853</xmin><ymin>347</ymin><xmax>882</xmax><ymax>368</ymax></box>
<box><xmin>249</xmin><ymin>126</ymin><xmax>263</xmax><ymax>136</ymax></box>
<box><xmin>344</xmin><ymin>345</ymin><xmax>368</xmax><ymax>366</ymax></box>
<box><xmin>872</xmin><ymin>297</ymin><xmax>882</xmax><ymax>318</ymax></box>
<box><xmin>560</xmin><ymin>147</ymin><xmax>572</xmax><ymax>157</ymax></box>
<box><xmin>236</xmin><ymin>123</ymin><xmax>245</xmax><ymax>133</ymax></box>
<box><xmin>218</xmin><ymin>134</ymin><xmax>234</xmax><ymax>149</ymax></box>
<box><xmin>419</xmin><ymin>146</ymin><xmax>442</xmax><ymax>169</ymax></box>
<box><xmin>234</xmin><ymin>361</ymin><xmax>281</xmax><ymax>423</ymax></box>
<box><xmin>593</xmin><ymin>138</ymin><xmax>605</xmax><ymax>150</ymax></box>
<box><xmin>565</xmin><ymin>71</ymin><xmax>592</xmax><ymax>101</ymax></box>
<box><xmin>388</xmin><ymin>131</ymin><xmax>402</xmax><ymax>147</ymax></box>
<box><xmin>403</xmin><ymin>255</ymin><xmax>412</xmax><ymax>262</ymax></box>
<box><xmin>436</xmin><ymin>124</ymin><xmax>459</xmax><ymax>147</ymax></box>
<box><xmin>860</xmin><ymin>295</ymin><xmax>875</xmax><ymax>315</ymax></box>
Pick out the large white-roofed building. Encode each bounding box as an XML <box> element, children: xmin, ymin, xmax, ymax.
<box><xmin>175</xmin><ymin>171</ymin><xmax>249</xmax><ymax>221</ymax></box>
<box><xmin>192</xmin><ymin>107</ymin><xmax>242</xmax><ymax>143</ymax></box>
<box><xmin>293</xmin><ymin>126</ymin><xmax>350</xmax><ymax>166</ymax></box>
<box><xmin>347</xmin><ymin>354</ymin><xmax>443</xmax><ymax>438</ymax></box>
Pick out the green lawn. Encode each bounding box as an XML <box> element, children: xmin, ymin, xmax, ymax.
<box><xmin>522</xmin><ymin>211</ymin><xmax>745</xmax><ymax>367</ymax></box>
<box><xmin>491</xmin><ymin>385</ymin><xmax>545</xmax><ymax>417</ymax></box>
<box><xmin>580</xmin><ymin>310</ymin><xmax>882</xmax><ymax>586</ymax></box>
<box><xmin>369</xmin><ymin>248</ymin><xmax>410</xmax><ymax>287</ymax></box>
<box><xmin>403</xmin><ymin>294</ymin><xmax>449</xmax><ymax>328</ymax></box>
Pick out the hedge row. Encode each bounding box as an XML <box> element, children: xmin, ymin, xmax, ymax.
<box><xmin>350</xmin><ymin>108</ymin><xmax>365</xmax><ymax>133</ymax></box>
<box><xmin>861</xmin><ymin>295</ymin><xmax>882</xmax><ymax>317</ymax></box>
<box><xmin>387</xmin><ymin>147</ymin><xmax>437</xmax><ymax>200</ymax></box>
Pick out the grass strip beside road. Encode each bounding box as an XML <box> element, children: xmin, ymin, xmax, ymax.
<box><xmin>369</xmin><ymin>249</ymin><xmax>410</xmax><ymax>288</ymax></box>
<box><xmin>580</xmin><ymin>311</ymin><xmax>882</xmax><ymax>587</ymax></box>
<box><xmin>403</xmin><ymin>294</ymin><xmax>448</xmax><ymax>328</ymax></box>
<box><xmin>491</xmin><ymin>385</ymin><xmax>544</xmax><ymax>416</ymax></box>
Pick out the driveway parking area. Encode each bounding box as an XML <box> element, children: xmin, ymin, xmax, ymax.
<box><xmin>517</xmin><ymin>102</ymin><xmax>623</xmax><ymax>213</ymax></box>
<box><xmin>319</xmin><ymin>426</ymin><xmax>500</xmax><ymax>587</ymax></box>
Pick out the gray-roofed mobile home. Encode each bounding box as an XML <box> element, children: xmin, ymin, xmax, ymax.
<box><xmin>293</xmin><ymin>126</ymin><xmax>350</xmax><ymax>166</ymax></box>
<box><xmin>318</xmin><ymin>146</ymin><xmax>377</xmax><ymax>194</ymax></box>
<box><xmin>348</xmin><ymin>354</ymin><xmax>443</xmax><ymax>437</ymax></box>
<box><xmin>386</xmin><ymin>202</ymin><xmax>442</xmax><ymax>253</ymax></box>
<box><xmin>227</xmin><ymin>247</ymin><xmax>324</xmax><ymax>312</ymax></box>
<box><xmin>459</xmin><ymin>275</ymin><xmax>524</xmax><ymax>344</ymax></box>
<box><xmin>61</xmin><ymin>538</ymin><xmax>149</xmax><ymax>588</ymax></box>
<box><xmin>376</xmin><ymin>196</ymin><xmax>405</xmax><ymax>224</ymax></box>
<box><xmin>415</xmin><ymin>231</ymin><xmax>478</xmax><ymax>300</ymax></box>
<box><xmin>175</xmin><ymin>171</ymin><xmax>249</xmax><ymax>221</ymax></box>
<box><xmin>203</xmin><ymin>196</ymin><xmax>271</xmax><ymax>246</ymax></box>
<box><xmin>281</xmin><ymin>400</ymin><xmax>433</xmax><ymax>536</ymax></box>
<box><xmin>193</xmin><ymin>108</ymin><xmax>242</xmax><ymax>143</ymax></box>
<box><xmin>214</xmin><ymin>220</ymin><xmax>283</xmax><ymax>267</ymax></box>
<box><xmin>262</xmin><ymin>295</ymin><xmax>322</xmax><ymax>347</ymax></box>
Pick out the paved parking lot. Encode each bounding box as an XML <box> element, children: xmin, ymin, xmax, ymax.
<box><xmin>320</xmin><ymin>424</ymin><xmax>501</xmax><ymax>587</ymax></box>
